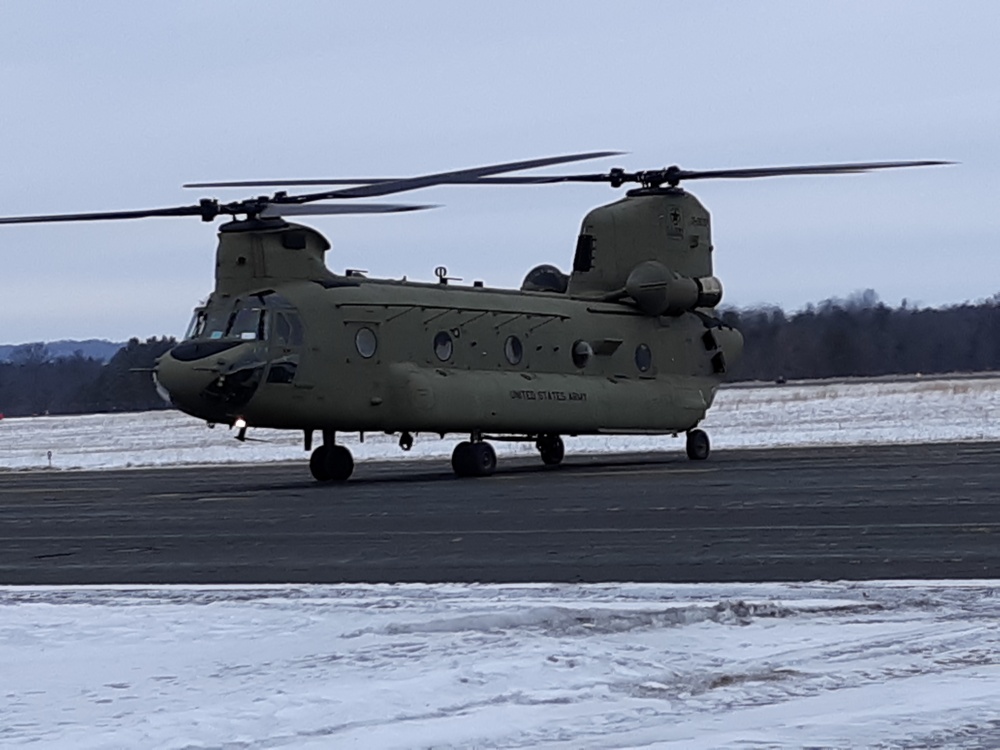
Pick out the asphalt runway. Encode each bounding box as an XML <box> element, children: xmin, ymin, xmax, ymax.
<box><xmin>1</xmin><ymin>442</ymin><xmax>998</xmax><ymax>585</ymax></box>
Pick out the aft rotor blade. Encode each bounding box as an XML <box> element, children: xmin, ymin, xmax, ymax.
<box><xmin>258</xmin><ymin>202</ymin><xmax>436</xmax><ymax>218</ymax></box>
<box><xmin>185</xmin><ymin>159</ymin><xmax>950</xmax><ymax>192</ymax></box>
<box><xmin>669</xmin><ymin>160</ymin><xmax>954</xmax><ymax>182</ymax></box>
<box><xmin>0</xmin><ymin>204</ymin><xmax>213</xmax><ymax>224</ymax></box>
<box><xmin>275</xmin><ymin>151</ymin><xmax>623</xmax><ymax>203</ymax></box>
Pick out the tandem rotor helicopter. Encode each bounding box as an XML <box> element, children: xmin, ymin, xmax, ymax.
<box><xmin>0</xmin><ymin>152</ymin><xmax>948</xmax><ymax>481</ymax></box>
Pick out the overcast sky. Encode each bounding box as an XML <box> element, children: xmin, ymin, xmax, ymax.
<box><xmin>1</xmin><ymin>1</ymin><xmax>996</xmax><ymax>344</ymax></box>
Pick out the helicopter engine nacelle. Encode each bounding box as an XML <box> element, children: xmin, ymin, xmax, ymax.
<box><xmin>625</xmin><ymin>260</ymin><xmax>723</xmax><ymax>316</ymax></box>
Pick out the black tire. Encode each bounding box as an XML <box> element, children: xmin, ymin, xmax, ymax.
<box><xmin>451</xmin><ymin>441</ymin><xmax>474</xmax><ymax>477</ymax></box>
<box><xmin>309</xmin><ymin>445</ymin><xmax>332</xmax><ymax>481</ymax></box>
<box><xmin>327</xmin><ymin>445</ymin><xmax>355</xmax><ymax>481</ymax></box>
<box><xmin>452</xmin><ymin>441</ymin><xmax>497</xmax><ymax>477</ymax></box>
<box><xmin>686</xmin><ymin>429</ymin><xmax>710</xmax><ymax>461</ymax></box>
<box><xmin>537</xmin><ymin>435</ymin><xmax>564</xmax><ymax>466</ymax></box>
<box><xmin>309</xmin><ymin>444</ymin><xmax>354</xmax><ymax>481</ymax></box>
<box><xmin>471</xmin><ymin>442</ymin><xmax>497</xmax><ymax>476</ymax></box>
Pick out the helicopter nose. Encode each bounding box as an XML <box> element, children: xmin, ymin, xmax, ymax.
<box><xmin>154</xmin><ymin>349</ymin><xmax>225</xmax><ymax>412</ymax></box>
<box><xmin>154</xmin><ymin>341</ymin><xmax>266</xmax><ymax>420</ymax></box>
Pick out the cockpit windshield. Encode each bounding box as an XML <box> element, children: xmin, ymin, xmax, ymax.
<box><xmin>227</xmin><ymin>307</ymin><xmax>266</xmax><ymax>340</ymax></box>
<box><xmin>183</xmin><ymin>293</ymin><xmax>303</xmax><ymax>344</ymax></box>
<box><xmin>184</xmin><ymin>305</ymin><xmax>232</xmax><ymax>341</ymax></box>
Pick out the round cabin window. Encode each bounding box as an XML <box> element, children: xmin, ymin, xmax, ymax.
<box><xmin>572</xmin><ymin>340</ymin><xmax>593</xmax><ymax>369</ymax></box>
<box><xmin>355</xmin><ymin>327</ymin><xmax>377</xmax><ymax>359</ymax></box>
<box><xmin>434</xmin><ymin>331</ymin><xmax>453</xmax><ymax>361</ymax></box>
<box><xmin>504</xmin><ymin>335</ymin><xmax>523</xmax><ymax>365</ymax></box>
<box><xmin>635</xmin><ymin>343</ymin><xmax>652</xmax><ymax>372</ymax></box>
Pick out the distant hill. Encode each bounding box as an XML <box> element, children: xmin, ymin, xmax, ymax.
<box><xmin>0</xmin><ymin>339</ymin><xmax>125</xmax><ymax>363</ymax></box>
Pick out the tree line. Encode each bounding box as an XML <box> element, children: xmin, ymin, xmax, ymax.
<box><xmin>0</xmin><ymin>337</ymin><xmax>175</xmax><ymax>417</ymax></box>
<box><xmin>3</xmin><ymin>292</ymin><xmax>1000</xmax><ymax>417</ymax></box>
<box><xmin>722</xmin><ymin>290</ymin><xmax>1000</xmax><ymax>381</ymax></box>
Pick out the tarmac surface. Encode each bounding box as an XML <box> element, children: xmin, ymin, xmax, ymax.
<box><xmin>1</xmin><ymin>442</ymin><xmax>998</xmax><ymax>585</ymax></box>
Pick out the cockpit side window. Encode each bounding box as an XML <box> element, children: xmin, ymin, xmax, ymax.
<box><xmin>287</xmin><ymin>314</ymin><xmax>304</xmax><ymax>346</ymax></box>
<box><xmin>273</xmin><ymin>311</ymin><xmax>304</xmax><ymax>347</ymax></box>
<box><xmin>184</xmin><ymin>309</ymin><xmax>207</xmax><ymax>340</ymax></box>
<box><xmin>274</xmin><ymin>313</ymin><xmax>291</xmax><ymax>345</ymax></box>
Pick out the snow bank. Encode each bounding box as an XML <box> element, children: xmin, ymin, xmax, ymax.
<box><xmin>3</xmin><ymin>376</ymin><xmax>1000</xmax><ymax>471</ymax></box>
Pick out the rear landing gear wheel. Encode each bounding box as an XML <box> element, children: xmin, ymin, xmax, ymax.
<box><xmin>451</xmin><ymin>441</ymin><xmax>497</xmax><ymax>477</ymax></box>
<box><xmin>686</xmin><ymin>429</ymin><xmax>710</xmax><ymax>461</ymax></box>
<box><xmin>309</xmin><ymin>444</ymin><xmax>355</xmax><ymax>482</ymax></box>
<box><xmin>451</xmin><ymin>441</ymin><xmax>474</xmax><ymax>477</ymax></box>
<box><xmin>536</xmin><ymin>434</ymin><xmax>565</xmax><ymax>466</ymax></box>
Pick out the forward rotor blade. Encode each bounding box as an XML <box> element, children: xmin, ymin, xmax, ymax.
<box><xmin>185</xmin><ymin>175</ymin><xmax>607</xmax><ymax>188</ymax></box>
<box><xmin>0</xmin><ymin>204</ymin><xmax>210</xmax><ymax>224</ymax></box>
<box><xmin>258</xmin><ymin>203</ymin><xmax>436</xmax><ymax>218</ymax></box>
<box><xmin>269</xmin><ymin>151</ymin><xmax>623</xmax><ymax>203</ymax></box>
<box><xmin>186</xmin><ymin>178</ymin><xmax>399</xmax><ymax>189</ymax></box>
<box><xmin>0</xmin><ymin>198</ymin><xmax>436</xmax><ymax>226</ymax></box>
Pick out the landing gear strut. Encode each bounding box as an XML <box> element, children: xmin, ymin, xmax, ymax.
<box><xmin>451</xmin><ymin>438</ymin><xmax>497</xmax><ymax>477</ymax></box>
<box><xmin>309</xmin><ymin>431</ymin><xmax>354</xmax><ymax>481</ymax></box>
<box><xmin>686</xmin><ymin>428</ymin><xmax>710</xmax><ymax>461</ymax></box>
<box><xmin>536</xmin><ymin>434</ymin><xmax>564</xmax><ymax>466</ymax></box>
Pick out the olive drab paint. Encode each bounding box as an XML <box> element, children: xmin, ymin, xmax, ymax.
<box><xmin>154</xmin><ymin>184</ymin><xmax>742</xmax><ymax>481</ymax></box>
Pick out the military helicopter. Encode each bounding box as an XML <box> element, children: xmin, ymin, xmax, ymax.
<box><xmin>0</xmin><ymin>153</ymin><xmax>947</xmax><ymax>481</ymax></box>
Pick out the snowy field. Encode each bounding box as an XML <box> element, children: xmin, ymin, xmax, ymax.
<box><xmin>3</xmin><ymin>376</ymin><xmax>1000</xmax><ymax>748</ymax></box>
<box><xmin>2</xmin><ymin>375</ymin><xmax>1000</xmax><ymax>471</ymax></box>
<box><xmin>4</xmin><ymin>582</ymin><xmax>1000</xmax><ymax>749</ymax></box>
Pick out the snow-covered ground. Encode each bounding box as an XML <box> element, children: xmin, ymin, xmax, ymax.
<box><xmin>4</xmin><ymin>582</ymin><xmax>1000</xmax><ymax>749</ymax></box>
<box><xmin>3</xmin><ymin>376</ymin><xmax>1000</xmax><ymax>748</ymax></box>
<box><xmin>2</xmin><ymin>375</ymin><xmax>1000</xmax><ymax>471</ymax></box>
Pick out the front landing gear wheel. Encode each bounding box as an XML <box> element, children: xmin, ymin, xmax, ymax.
<box><xmin>451</xmin><ymin>441</ymin><xmax>497</xmax><ymax>477</ymax></box>
<box><xmin>309</xmin><ymin>444</ymin><xmax>355</xmax><ymax>482</ymax></box>
<box><xmin>536</xmin><ymin>435</ymin><xmax>565</xmax><ymax>466</ymax></box>
<box><xmin>685</xmin><ymin>429</ymin><xmax>710</xmax><ymax>461</ymax></box>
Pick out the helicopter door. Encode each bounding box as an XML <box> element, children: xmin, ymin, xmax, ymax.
<box><xmin>345</xmin><ymin>321</ymin><xmax>386</xmax><ymax>403</ymax></box>
<box><xmin>264</xmin><ymin>310</ymin><xmax>304</xmax><ymax>385</ymax></box>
